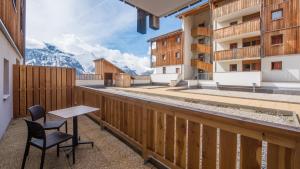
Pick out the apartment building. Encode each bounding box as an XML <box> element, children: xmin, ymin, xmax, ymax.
<box><xmin>211</xmin><ymin>0</ymin><xmax>300</xmax><ymax>87</ymax></box>
<box><xmin>0</xmin><ymin>0</ymin><xmax>26</xmax><ymax>138</ymax></box>
<box><xmin>148</xmin><ymin>30</ymin><xmax>185</xmax><ymax>84</ymax></box>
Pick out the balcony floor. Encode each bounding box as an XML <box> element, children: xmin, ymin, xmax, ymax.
<box><xmin>0</xmin><ymin>115</ymin><xmax>154</xmax><ymax>169</ymax></box>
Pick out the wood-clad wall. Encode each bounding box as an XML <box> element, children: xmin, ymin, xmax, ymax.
<box><xmin>0</xmin><ymin>0</ymin><xmax>26</xmax><ymax>56</ymax></box>
<box><xmin>262</xmin><ymin>0</ymin><xmax>300</xmax><ymax>56</ymax></box>
<box><xmin>94</xmin><ymin>59</ymin><xmax>125</xmax><ymax>80</ymax></box>
<box><xmin>13</xmin><ymin>65</ymin><xmax>76</xmax><ymax>118</ymax></box>
<box><xmin>151</xmin><ymin>32</ymin><xmax>184</xmax><ymax>67</ymax></box>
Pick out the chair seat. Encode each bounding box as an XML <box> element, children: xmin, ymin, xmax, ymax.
<box><xmin>31</xmin><ymin>131</ymin><xmax>73</xmax><ymax>149</ymax></box>
<box><xmin>42</xmin><ymin>120</ymin><xmax>66</xmax><ymax>130</ymax></box>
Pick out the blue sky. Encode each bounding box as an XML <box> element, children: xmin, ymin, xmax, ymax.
<box><xmin>25</xmin><ymin>0</ymin><xmax>187</xmax><ymax>73</ymax></box>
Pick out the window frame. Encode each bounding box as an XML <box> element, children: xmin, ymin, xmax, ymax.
<box><xmin>175</xmin><ymin>52</ymin><xmax>181</xmax><ymax>59</ymax></box>
<box><xmin>12</xmin><ymin>0</ymin><xmax>17</xmax><ymax>12</ymax></box>
<box><xmin>229</xmin><ymin>64</ymin><xmax>238</xmax><ymax>72</ymax></box>
<box><xmin>3</xmin><ymin>59</ymin><xmax>10</xmax><ymax>99</ymax></box>
<box><xmin>271</xmin><ymin>9</ymin><xmax>283</xmax><ymax>21</ymax></box>
<box><xmin>162</xmin><ymin>54</ymin><xmax>166</xmax><ymax>61</ymax></box>
<box><xmin>271</xmin><ymin>61</ymin><xmax>282</xmax><ymax>71</ymax></box>
<box><xmin>176</xmin><ymin>36</ymin><xmax>181</xmax><ymax>43</ymax></box>
<box><xmin>271</xmin><ymin>34</ymin><xmax>283</xmax><ymax>46</ymax></box>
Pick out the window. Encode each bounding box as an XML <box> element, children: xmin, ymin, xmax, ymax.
<box><xmin>271</xmin><ymin>34</ymin><xmax>283</xmax><ymax>45</ymax></box>
<box><xmin>162</xmin><ymin>54</ymin><xmax>166</xmax><ymax>61</ymax></box>
<box><xmin>20</xmin><ymin>0</ymin><xmax>25</xmax><ymax>32</ymax></box>
<box><xmin>151</xmin><ymin>42</ymin><xmax>157</xmax><ymax>49</ymax></box>
<box><xmin>243</xmin><ymin>64</ymin><xmax>251</xmax><ymax>71</ymax></box>
<box><xmin>229</xmin><ymin>64</ymin><xmax>237</xmax><ymax>72</ymax></box>
<box><xmin>230</xmin><ymin>43</ymin><xmax>238</xmax><ymax>49</ymax></box>
<box><xmin>198</xmin><ymin>38</ymin><xmax>205</xmax><ymax>44</ymax></box>
<box><xmin>271</xmin><ymin>61</ymin><xmax>282</xmax><ymax>70</ymax></box>
<box><xmin>12</xmin><ymin>0</ymin><xmax>17</xmax><ymax>10</ymax></box>
<box><xmin>176</xmin><ymin>68</ymin><xmax>181</xmax><ymax>74</ymax></box>
<box><xmin>3</xmin><ymin>59</ymin><xmax>9</xmax><ymax>96</ymax></box>
<box><xmin>162</xmin><ymin>67</ymin><xmax>166</xmax><ymax>74</ymax></box>
<box><xmin>230</xmin><ymin>21</ymin><xmax>238</xmax><ymax>25</ymax></box>
<box><xmin>272</xmin><ymin>9</ymin><xmax>283</xmax><ymax>21</ymax></box>
<box><xmin>176</xmin><ymin>37</ymin><xmax>181</xmax><ymax>43</ymax></box>
<box><xmin>198</xmin><ymin>23</ymin><xmax>205</xmax><ymax>27</ymax></box>
<box><xmin>198</xmin><ymin>54</ymin><xmax>205</xmax><ymax>61</ymax></box>
<box><xmin>176</xmin><ymin>52</ymin><xmax>181</xmax><ymax>59</ymax></box>
<box><xmin>163</xmin><ymin>41</ymin><xmax>167</xmax><ymax>46</ymax></box>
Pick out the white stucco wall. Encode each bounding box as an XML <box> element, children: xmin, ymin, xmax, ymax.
<box><xmin>151</xmin><ymin>73</ymin><xmax>180</xmax><ymax>83</ymax></box>
<box><xmin>214</xmin><ymin>71</ymin><xmax>262</xmax><ymax>86</ymax></box>
<box><xmin>262</xmin><ymin>55</ymin><xmax>300</xmax><ymax>82</ymax></box>
<box><xmin>215</xmin><ymin>60</ymin><xmax>243</xmax><ymax>72</ymax></box>
<box><xmin>154</xmin><ymin>65</ymin><xmax>183</xmax><ymax>74</ymax></box>
<box><xmin>182</xmin><ymin>16</ymin><xmax>193</xmax><ymax>80</ymax></box>
<box><xmin>0</xmin><ymin>30</ymin><xmax>20</xmax><ymax>139</ymax></box>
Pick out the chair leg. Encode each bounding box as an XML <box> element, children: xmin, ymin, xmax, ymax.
<box><xmin>21</xmin><ymin>142</ymin><xmax>30</xmax><ymax>169</ymax></box>
<box><xmin>72</xmin><ymin>144</ymin><xmax>75</xmax><ymax>164</ymax></box>
<box><xmin>57</xmin><ymin>144</ymin><xmax>60</xmax><ymax>157</ymax></box>
<box><xmin>65</xmin><ymin>122</ymin><xmax>68</xmax><ymax>134</ymax></box>
<box><xmin>40</xmin><ymin>149</ymin><xmax>46</xmax><ymax>169</ymax></box>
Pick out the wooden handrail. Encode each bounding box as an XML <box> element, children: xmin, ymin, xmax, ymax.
<box><xmin>215</xmin><ymin>45</ymin><xmax>261</xmax><ymax>61</ymax></box>
<box><xmin>191</xmin><ymin>59</ymin><xmax>213</xmax><ymax>72</ymax></box>
<box><xmin>214</xmin><ymin>19</ymin><xmax>260</xmax><ymax>40</ymax></box>
<box><xmin>191</xmin><ymin>27</ymin><xmax>211</xmax><ymax>37</ymax></box>
<box><xmin>76</xmin><ymin>86</ymin><xmax>300</xmax><ymax>169</ymax></box>
<box><xmin>191</xmin><ymin>44</ymin><xmax>211</xmax><ymax>54</ymax></box>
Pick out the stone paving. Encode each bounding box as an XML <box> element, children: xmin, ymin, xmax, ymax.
<box><xmin>0</xmin><ymin>116</ymin><xmax>155</xmax><ymax>169</ymax></box>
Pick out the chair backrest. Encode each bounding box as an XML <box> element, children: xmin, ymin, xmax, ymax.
<box><xmin>24</xmin><ymin>119</ymin><xmax>46</xmax><ymax>140</ymax></box>
<box><xmin>28</xmin><ymin>105</ymin><xmax>46</xmax><ymax>122</ymax></box>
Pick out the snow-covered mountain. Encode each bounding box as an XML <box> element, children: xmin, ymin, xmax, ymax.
<box><xmin>25</xmin><ymin>43</ymin><xmax>147</xmax><ymax>76</ymax></box>
<box><xmin>26</xmin><ymin>43</ymin><xmax>85</xmax><ymax>74</ymax></box>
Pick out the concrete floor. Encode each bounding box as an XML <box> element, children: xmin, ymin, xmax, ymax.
<box><xmin>0</xmin><ymin>116</ymin><xmax>154</xmax><ymax>169</ymax></box>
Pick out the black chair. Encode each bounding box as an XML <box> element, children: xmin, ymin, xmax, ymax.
<box><xmin>21</xmin><ymin>120</ymin><xmax>74</xmax><ymax>169</ymax></box>
<box><xmin>28</xmin><ymin>105</ymin><xmax>67</xmax><ymax>133</ymax></box>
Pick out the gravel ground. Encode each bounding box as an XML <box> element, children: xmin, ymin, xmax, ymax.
<box><xmin>103</xmin><ymin>88</ymin><xmax>300</xmax><ymax>127</ymax></box>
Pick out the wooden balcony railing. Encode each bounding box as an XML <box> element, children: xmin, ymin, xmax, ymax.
<box><xmin>76</xmin><ymin>74</ymin><xmax>103</xmax><ymax>80</ymax></box>
<box><xmin>191</xmin><ymin>59</ymin><xmax>213</xmax><ymax>72</ymax></box>
<box><xmin>214</xmin><ymin>19</ymin><xmax>260</xmax><ymax>40</ymax></box>
<box><xmin>213</xmin><ymin>0</ymin><xmax>261</xmax><ymax>18</ymax></box>
<box><xmin>215</xmin><ymin>45</ymin><xmax>261</xmax><ymax>61</ymax></box>
<box><xmin>191</xmin><ymin>44</ymin><xmax>211</xmax><ymax>54</ymax></box>
<box><xmin>76</xmin><ymin>86</ymin><xmax>300</xmax><ymax>169</ymax></box>
<box><xmin>191</xmin><ymin>27</ymin><xmax>211</xmax><ymax>37</ymax></box>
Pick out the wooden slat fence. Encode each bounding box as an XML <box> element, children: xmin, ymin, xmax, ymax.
<box><xmin>76</xmin><ymin>86</ymin><xmax>300</xmax><ymax>169</ymax></box>
<box><xmin>13</xmin><ymin>65</ymin><xmax>76</xmax><ymax>118</ymax></box>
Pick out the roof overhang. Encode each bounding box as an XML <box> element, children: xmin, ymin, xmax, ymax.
<box><xmin>121</xmin><ymin>0</ymin><xmax>203</xmax><ymax>17</ymax></box>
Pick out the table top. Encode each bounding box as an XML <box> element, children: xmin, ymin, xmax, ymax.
<box><xmin>48</xmin><ymin>105</ymin><xmax>99</xmax><ymax>118</ymax></box>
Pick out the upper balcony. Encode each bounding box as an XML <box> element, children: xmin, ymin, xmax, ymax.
<box><xmin>213</xmin><ymin>0</ymin><xmax>261</xmax><ymax>21</ymax></box>
<box><xmin>191</xmin><ymin>59</ymin><xmax>213</xmax><ymax>72</ymax></box>
<box><xmin>214</xmin><ymin>19</ymin><xmax>260</xmax><ymax>42</ymax></box>
<box><xmin>191</xmin><ymin>27</ymin><xmax>211</xmax><ymax>37</ymax></box>
<box><xmin>214</xmin><ymin>45</ymin><xmax>261</xmax><ymax>61</ymax></box>
<box><xmin>191</xmin><ymin>43</ymin><xmax>211</xmax><ymax>54</ymax></box>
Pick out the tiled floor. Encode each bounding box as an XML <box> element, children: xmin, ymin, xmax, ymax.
<box><xmin>0</xmin><ymin>116</ymin><xmax>155</xmax><ymax>169</ymax></box>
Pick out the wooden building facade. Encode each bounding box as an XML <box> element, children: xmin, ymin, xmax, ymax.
<box><xmin>0</xmin><ymin>0</ymin><xmax>26</xmax><ymax>56</ymax></box>
<box><xmin>149</xmin><ymin>29</ymin><xmax>184</xmax><ymax>67</ymax></box>
<box><xmin>94</xmin><ymin>58</ymin><xmax>128</xmax><ymax>86</ymax></box>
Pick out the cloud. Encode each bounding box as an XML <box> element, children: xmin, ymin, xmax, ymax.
<box><xmin>27</xmin><ymin>34</ymin><xmax>151</xmax><ymax>74</ymax></box>
<box><xmin>26</xmin><ymin>38</ymin><xmax>46</xmax><ymax>49</ymax></box>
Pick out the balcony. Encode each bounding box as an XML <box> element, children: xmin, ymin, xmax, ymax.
<box><xmin>213</xmin><ymin>0</ymin><xmax>261</xmax><ymax>20</ymax></box>
<box><xmin>215</xmin><ymin>45</ymin><xmax>261</xmax><ymax>61</ymax></box>
<box><xmin>2</xmin><ymin>65</ymin><xmax>300</xmax><ymax>169</ymax></box>
<box><xmin>191</xmin><ymin>59</ymin><xmax>213</xmax><ymax>72</ymax></box>
<box><xmin>214</xmin><ymin>19</ymin><xmax>260</xmax><ymax>41</ymax></box>
<box><xmin>191</xmin><ymin>43</ymin><xmax>211</xmax><ymax>54</ymax></box>
<box><xmin>191</xmin><ymin>27</ymin><xmax>211</xmax><ymax>37</ymax></box>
